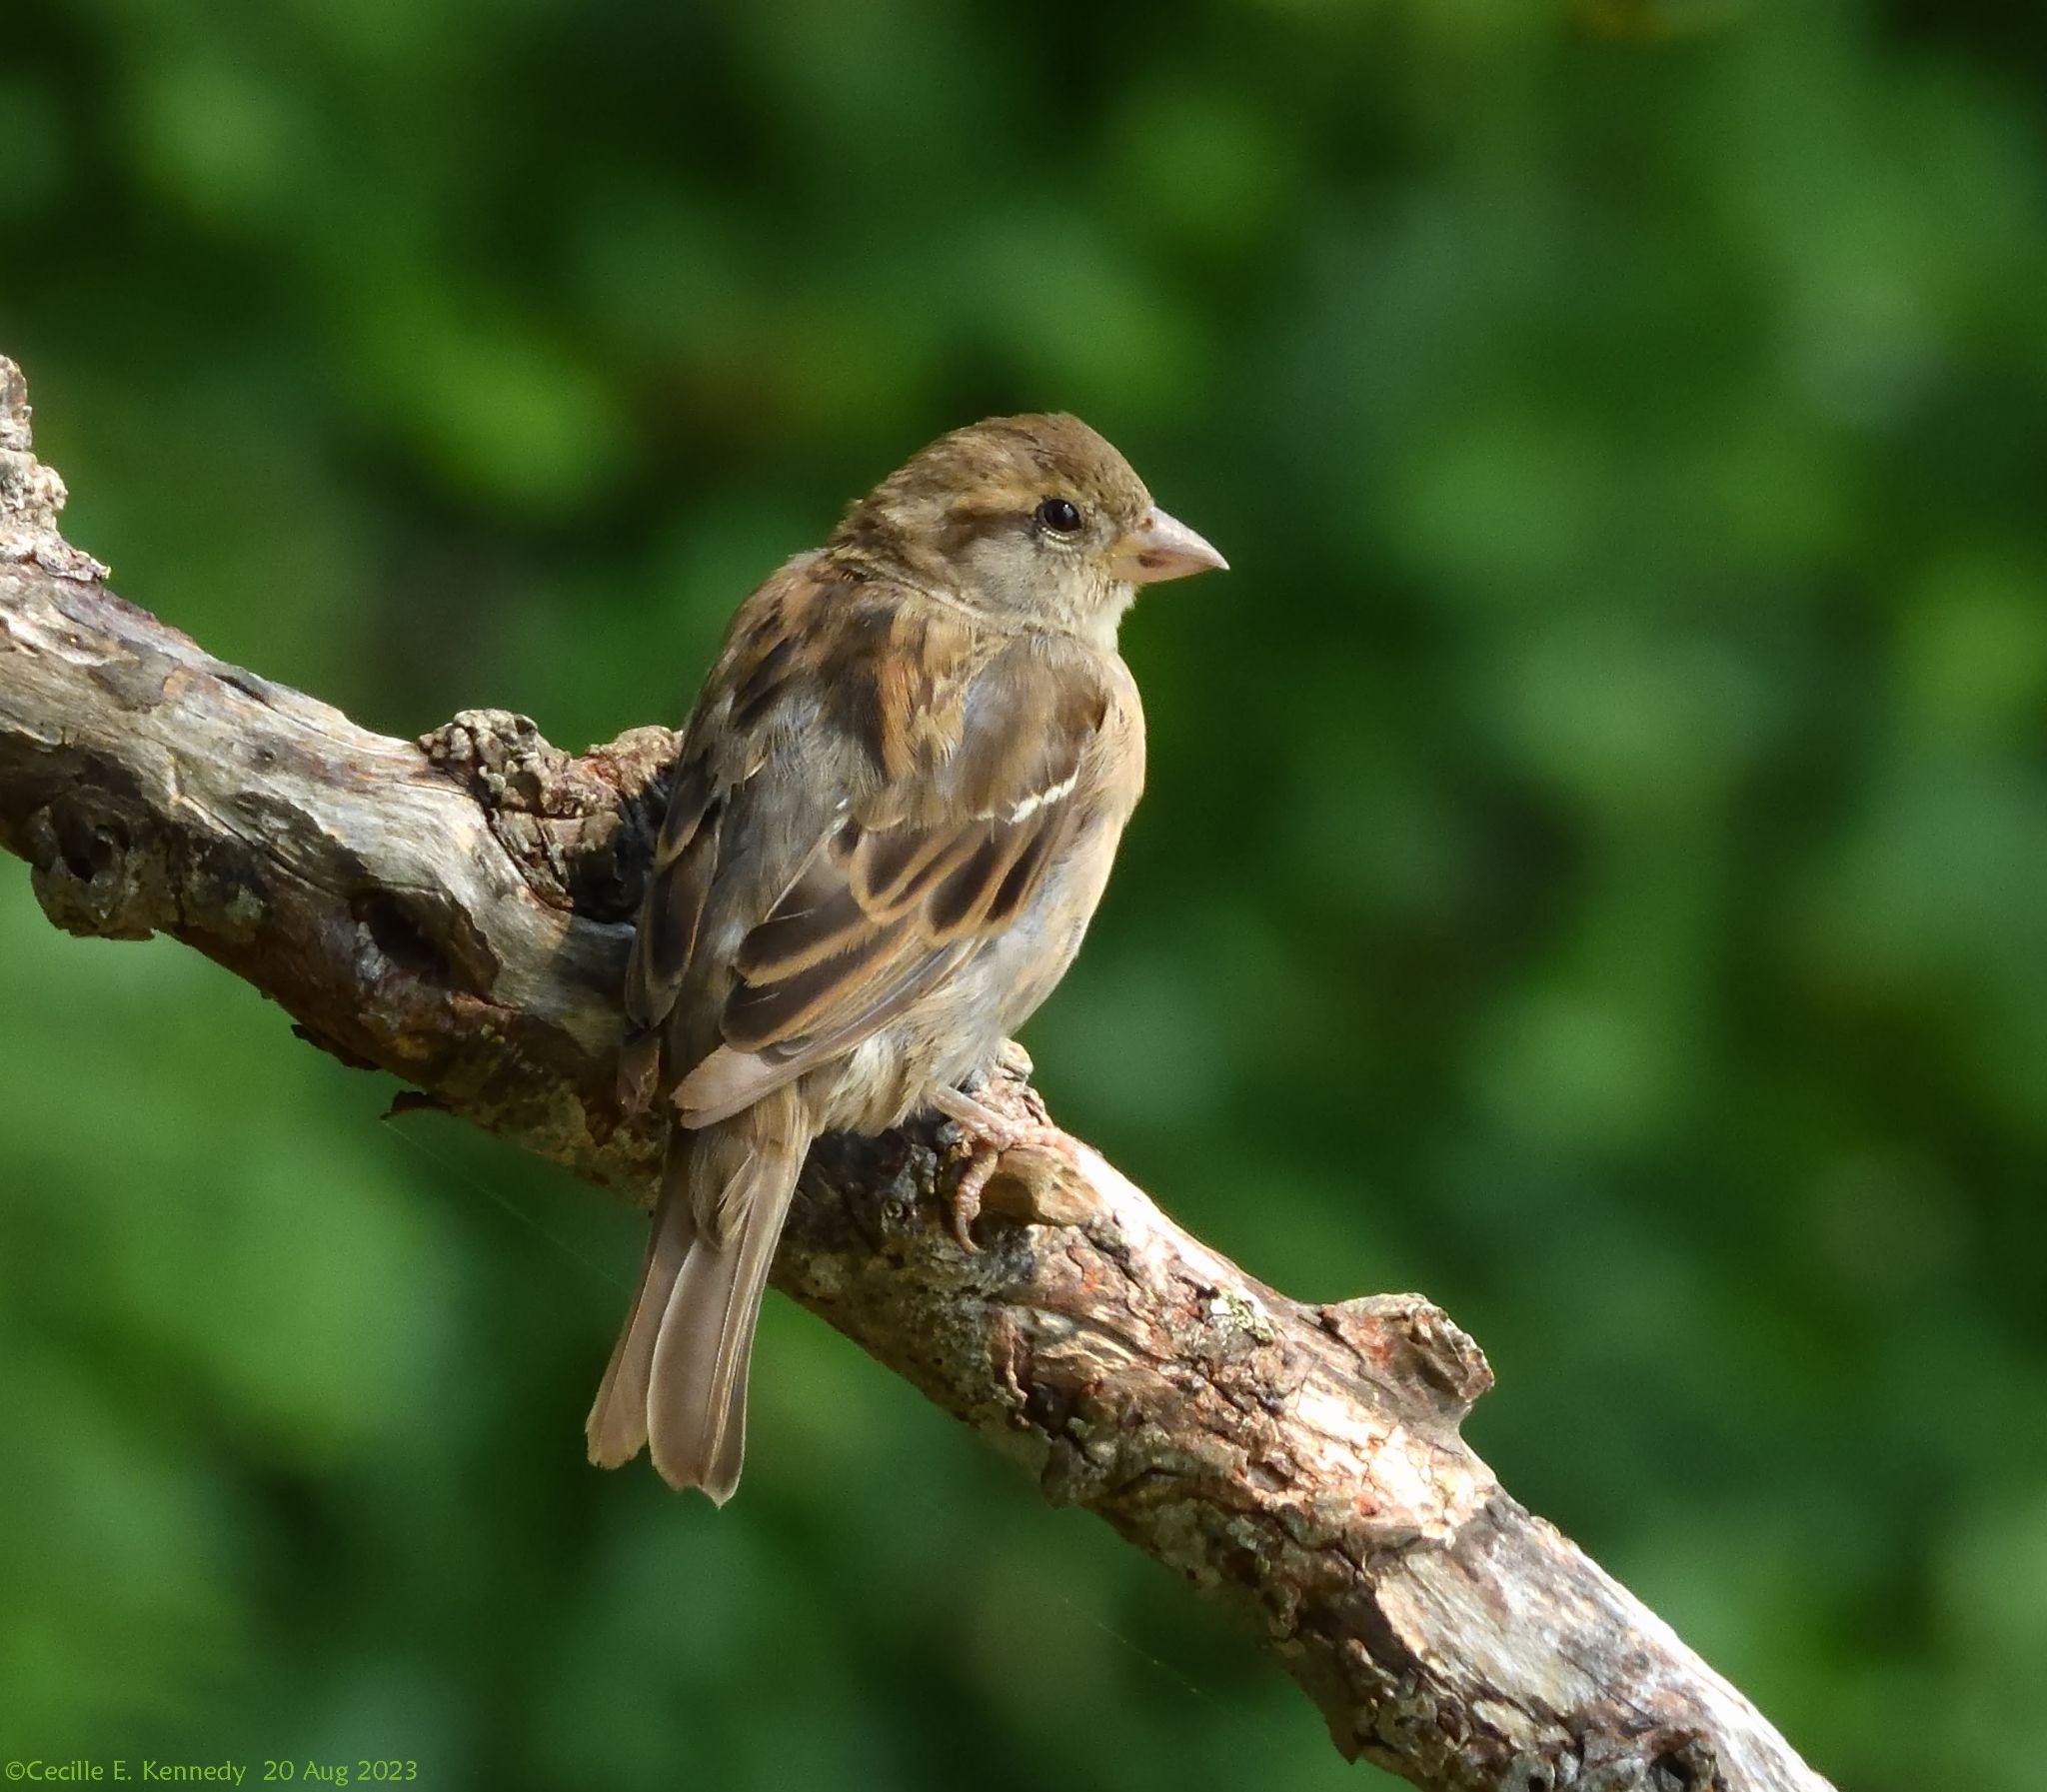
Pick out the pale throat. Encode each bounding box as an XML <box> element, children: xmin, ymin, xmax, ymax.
<box><xmin>951</xmin><ymin>554</ymin><xmax>1135</xmax><ymax>652</ymax></box>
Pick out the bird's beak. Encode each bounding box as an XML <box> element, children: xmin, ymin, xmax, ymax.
<box><xmin>1109</xmin><ymin>508</ymin><xmax>1228</xmax><ymax>585</ymax></box>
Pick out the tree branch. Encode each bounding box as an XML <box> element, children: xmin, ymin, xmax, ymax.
<box><xmin>0</xmin><ymin>356</ymin><xmax>1831</xmax><ymax>1792</ymax></box>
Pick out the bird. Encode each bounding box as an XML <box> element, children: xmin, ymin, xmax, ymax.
<box><xmin>585</xmin><ymin>413</ymin><xmax>1225</xmax><ymax>1501</ymax></box>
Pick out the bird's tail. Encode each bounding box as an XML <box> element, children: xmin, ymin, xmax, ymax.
<box><xmin>584</xmin><ymin>1086</ymin><xmax>810</xmax><ymax>1503</ymax></box>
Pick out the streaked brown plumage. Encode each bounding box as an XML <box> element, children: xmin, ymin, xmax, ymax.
<box><xmin>587</xmin><ymin>413</ymin><xmax>1224</xmax><ymax>1500</ymax></box>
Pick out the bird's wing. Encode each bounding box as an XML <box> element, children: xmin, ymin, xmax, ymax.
<box><xmin>623</xmin><ymin>555</ymin><xmax>843</xmax><ymax>1058</ymax></box>
<box><xmin>633</xmin><ymin>567</ymin><xmax>1116</xmax><ymax>1130</ymax></box>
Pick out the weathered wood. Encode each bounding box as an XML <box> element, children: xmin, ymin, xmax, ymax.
<box><xmin>0</xmin><ymin>356</ymin><xmax>1832</xmax><ymax>1792</ymax></box>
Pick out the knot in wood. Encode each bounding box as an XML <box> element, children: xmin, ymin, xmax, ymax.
<box><xmin>0</xmin><ymin>519</ymin><xmax>109</xmax><ymax>584</ymax></box>
<box><xmin>25</xmin><ymin>790</ymin><xmax>165</xmax><ymax>940</ymax></box>
<box><xmin>418</xmin><ymin>709</ymin><xmax>661</xmax><ymax>920</ymax></box>
<box><xmin>1320</xmin><ymin>1292</ymin><xmax>1494</xmax><ymax>1427</ymax></box>
<box><xmin>0</xmin><ymin>359</ymin><xmax>96</xmax><ymax>572</ymax></box>
<box><xmin>419</xmin><ymin>710</ymin><xmax>577</xmax><ymax>813</ymax></box>
<box><xmin>0</xmin><ymin>358</ymin><xmax>38</xmax><ymax>460</ymax></box>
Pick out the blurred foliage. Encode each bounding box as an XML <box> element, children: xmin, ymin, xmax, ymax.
<box><xmin>3</xmin><ymin>1</ymin><xmax>2045</xmax><ymax>1788</ymax></box>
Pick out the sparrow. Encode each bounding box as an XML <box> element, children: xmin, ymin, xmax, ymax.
<box><xmin>586</xmin><ymin>413</ymin><xmax>1225</xmax><ymax>1501</ymax></box>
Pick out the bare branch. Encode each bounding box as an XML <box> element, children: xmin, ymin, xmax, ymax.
<box><xmin>0</xmin><ymin>357</ymin><xmax>1832</xmax><ymax>1792</ymax></box>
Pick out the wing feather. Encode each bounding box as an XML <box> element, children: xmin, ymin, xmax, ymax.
<box><xmin>624</xmin><ymin>753</ymin><xmax>723</xmax><ymax>1042</ymax></box>
<box><xmin>682</xmin><ymin>672</ymin><xmax>1104</xmax><ymax>1121</ymax></box>
<box><xmin>631</xmin><ymin>560</ymin><xmax>1116</xmax><ymax>1130</ymax></box>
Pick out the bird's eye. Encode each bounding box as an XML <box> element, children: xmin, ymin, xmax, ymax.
<box><xmin>1035</xmin><ymin>496</ymin><xmax>1083</xmax><ymax>535</ymax></box>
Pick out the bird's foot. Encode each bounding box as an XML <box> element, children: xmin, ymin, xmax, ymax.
<box><xmin>928</xmin><ymin>1082</ymin><xmax>1078</xmax><ymax>1250</ymax></box>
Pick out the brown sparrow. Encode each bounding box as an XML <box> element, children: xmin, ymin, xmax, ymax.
<box><xmin>587</xmin><ymin>414</ymin><xmax>1225</xmax><ymax>1500</ymax></box>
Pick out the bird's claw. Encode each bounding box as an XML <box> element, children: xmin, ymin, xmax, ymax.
<box><xmin>929</xmin><ymin>1083</ymin><xmax>1074</xmax><ymax>1249</ymax></box>
<box><xmin>995</xmin><ymin>1037</ymin><xmax>1035</xmax><ymax>1081</ymax></box>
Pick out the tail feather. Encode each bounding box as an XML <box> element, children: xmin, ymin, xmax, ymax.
<box><xmin>585</xmin><ymin>1164</ymin><xmax>696</xmax><ymax>1468</ymax></box>
<box><xmin>586</xmin><ymin>1088</ymin><xmax>810</xmax><ymax>1503</ymax></box>
<box><xmin>648</xmin><ymin>1096</ymin><xmax>807</xmax><ymax>1501</ymax></box>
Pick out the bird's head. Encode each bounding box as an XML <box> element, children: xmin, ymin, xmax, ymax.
<box><xmin>833</xmin><ymin>413</ymin><xmax>1225</xmax><ymax>642</ymax></box>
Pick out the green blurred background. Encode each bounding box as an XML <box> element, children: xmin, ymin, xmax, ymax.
<box><xmin>4</xmin><ymin>1</ymin><xmax>2045</xmax><ymax>1786</ymax></box>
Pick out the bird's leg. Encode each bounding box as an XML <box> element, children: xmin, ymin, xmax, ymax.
<box><xmin>928</xmin><ymin>1081</ymin><xmax>1079</xmax><ymax>1250</ymax></box>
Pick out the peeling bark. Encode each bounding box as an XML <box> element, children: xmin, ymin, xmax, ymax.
<box><xmin>0</xmin><ymin>357</ymin><xmax>1833</xmax><ymax>1792</ymax></box>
